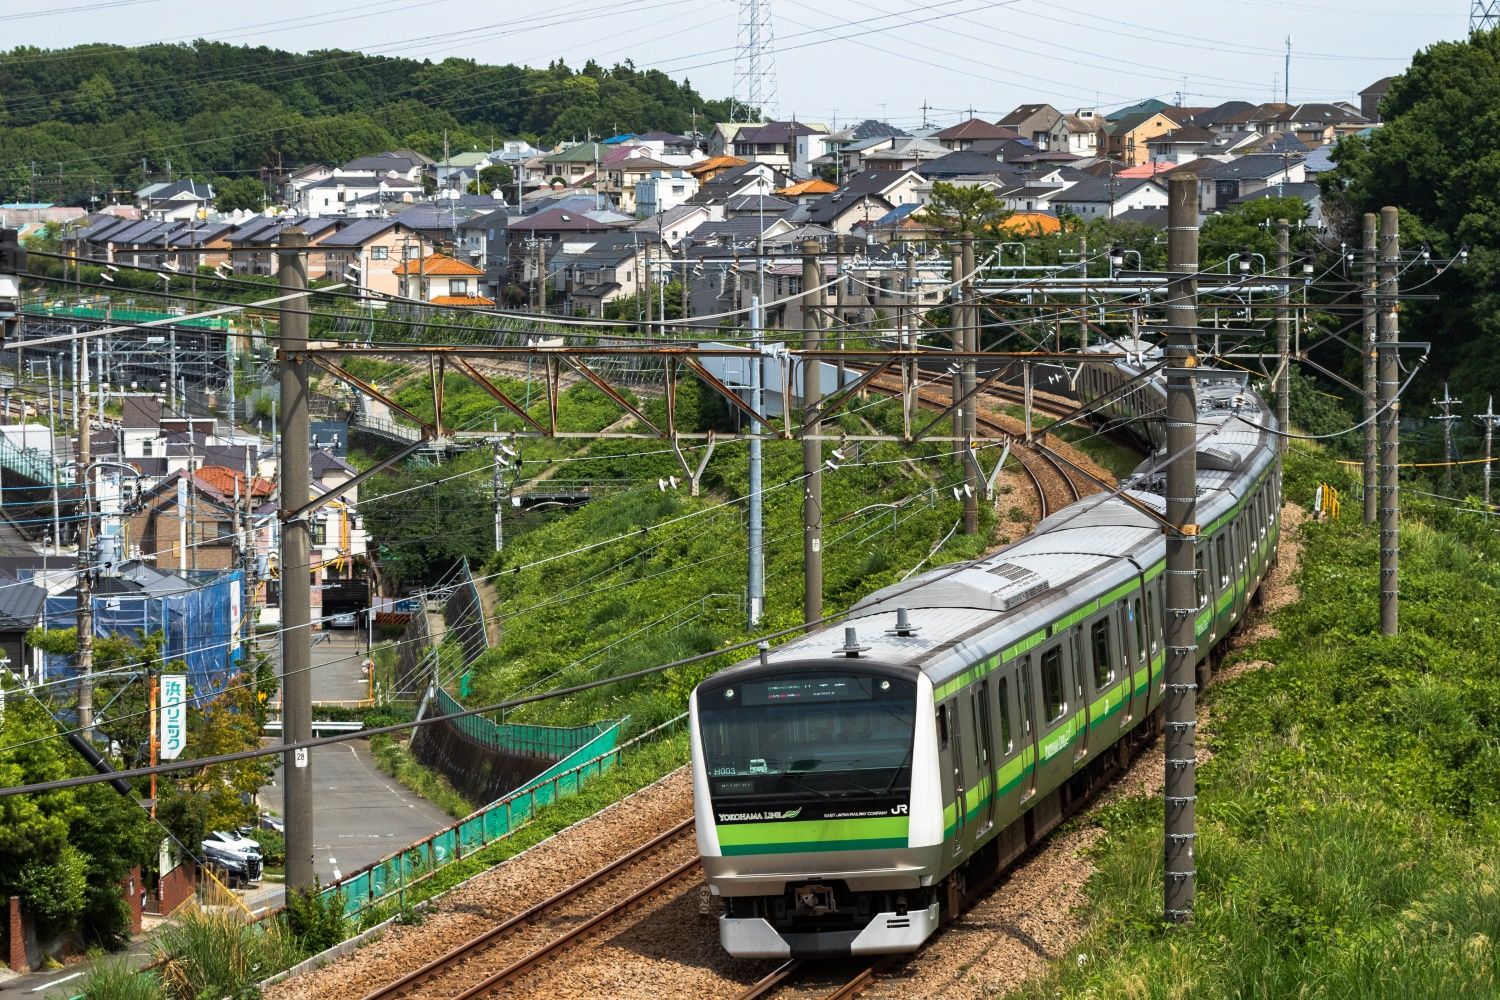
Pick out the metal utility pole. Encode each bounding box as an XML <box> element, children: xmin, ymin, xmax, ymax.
<box><xmin>801</xmin><ymin>241</ymin><xmax>823</xmax><ymax>627</ymax></box>
<box><xmin>242</xmin><ymin>449</ymin><xmax>258</xmax><ymax>662</ymax></box>
<box><xmin>1478</xmin><ymin>397</ymin><xmax>1500</xmax><ymax>507</ymax></box>
<box><xmin>492</xmin><ymin>439</ymin><xmax>506</xmax><ymax>551</ymax></box>
<box><xmin>961</xmin><ymin>235</ymin><xmax>979</xmax><ymax>535</ymax></box>
<box><xmin>277</xmin><ymin>228</ymin><xmax>315</xmax><ymax>891</ymax></box>
<box><xmin>1163</xmin><ymin>172</ymin><xmax>1200</xmax><ymax>925</ymax></box>
<box><xmin>1362</xmin><ymin>213</ymin><xmax>1378</xmax><ymax>525</ymax></box>
<box><xmin>748</xmin><ymin>292</ymin><xmax>765</xmax><ymax>627</ymax></box>
<box><xmin>1377</xmin><ymin>206</ymin><xmax>1400</xmax><ymax>636</ymax></box>
<box><xmin>1275</xmin><ymin>220</ymin><xmax>1290</xmax><ymax>451</ymax></box>
<box><xmin>1433</xmin><ymin>382</ymin><xmax>1462</xmax><ymax>494</ymax></box>
<box><xmin>949</xmin><ymin>243</ymin><xmax>964</xmax><ymax>460</ymax></box>
<box><xmin>75</xmin><ymin>349</ymin><xmax>94</xmax><ymax>737</ymax></box>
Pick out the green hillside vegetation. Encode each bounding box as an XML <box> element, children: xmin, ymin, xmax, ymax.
<box><xmin>0</xmin><ymin>41</ymin><xmax>736</xmax><ymax>204</ymax></box>
<box><xmin>1012</xmin><ymin>445</ymin><xmax>1500</xmax><ymax>999</ymax></box>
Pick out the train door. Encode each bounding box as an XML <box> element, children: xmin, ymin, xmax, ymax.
<box><xmin>1015</xmin><ymin>658</ymin><xmax>1039</xmax><ymax>803</ymax></box>
<box><xmin>1234</xmin><ymin>517</ymin><xmax>1250</xmax><ymax>620</ymax></box>
<box><xmin>937</xmin><ymin>702</ymin><xmax>965</xmax><ymax>854</ymax></box>
<box><xmin>1195</xmin><ymin>546</ymin><xmax>1212</xmax><ymax>650</ymax></box>
<box><xmin>1036</xmin><ymin>642</ymin><xmax>1074</xmax><ymax>789</ymax></box>
<box><xmin>994</xmin><ymin>671</ymin><xmax>1026</xmax><ymax>818</ymax></box>
<box><xmin>1146</xmin><ymin>583</ymin><xmax>1163</xmax><ymax>709</ymax></box>
<box><xmin>1125</xmin><ymin>595</ymin><xmax>1145</xmax><ymax>723</ymax></box>
<box><xmin>1083</xmin><ymin>611</ymin><xmax>1121</xmax><ymax>747</ymax></box>
<box><xmin>971</xmin><ymin>681</ymin><xmax>996</xmax><ymax>836</ymax></box>
<box><xmin>1069</xmin><ymin>628</ymin><xmax>1089</xmax><ymax>764</ymax></box>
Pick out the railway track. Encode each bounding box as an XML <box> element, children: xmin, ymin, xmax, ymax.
<box><xmin>358</xmin><ymin>817</ymin><xmax>700</xmax><ymax>1000</ymax></box>
<box><xmin>734</xmin><ymin>957</ymin><xmax>894</xmax><ymax>1000</ymax></box>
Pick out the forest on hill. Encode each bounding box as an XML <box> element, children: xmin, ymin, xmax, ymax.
<box><xmin>0</xmin><ymin>41</ymin><xmax>735</xmax><ymax>204</ymax></box>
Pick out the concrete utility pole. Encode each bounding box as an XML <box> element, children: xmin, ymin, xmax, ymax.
<box><xmin>1478</xmin><ymin>397</ymin><xmax>1500</xmax><ymax>508</ymax></box>
<box><xmin>961</xmin><ymin>235</ymin><xmax>979</xmax><ymax>535</ymax></box>
<box><xmin>1362</xmin><ymin>213</ymin><xmax>1379</xmax><ymax>525</ymax></box>
<box><xmin>1377</xmin><ymin>206</ymin><xmax>1400</xmax><ymax>636</ymax></box>
<box><xmin>1433</xmin><ymin>382</ymin><xmax>1462</xmax><ymax>494</ymax></box>
<box><xmin>242</xmin><ymin>449</ymin><xmax>258</xmax><ymax>662</ymax></box>
<box><xmin>801</xmin><ymin>241</ymin><xmax>823</xmax><ymax>627</ymax></box>
<box><xmin>75</xmin><ymin>340</ymin><xmax>94</xmax><ymax>737</ymax></box>
<box><xmin>492</xmin><ymin>439</ymin><xmax>505</xmax><ymax>552</ymax></box>
<box><xmin>277</xmin><ymin>228</ymin><xmax>315</xmax><ymax>891</ymax></box>
<box><xmin>748</xmin><ymin>291</ymin><xmax>765</xmax><ymax>628</ymax></box>
<box><xmin>1163</xmin><ymin>173</ymin><xmax>1201</xmax><ymax>925</ymax></box>
<box><xmin>1275</xmin><ymin>220</ymin><xmax>1290</xmax><ymax>451</ymax></box>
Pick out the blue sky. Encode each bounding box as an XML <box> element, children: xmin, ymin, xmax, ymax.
<box><xmin>4</xmin><ymin>0</ymin><xmax>1466</xmax><ymax>128</ymax></box>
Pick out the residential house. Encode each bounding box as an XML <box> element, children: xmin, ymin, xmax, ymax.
<box><xmin>1147</xmin><ymin>126</ymin><xmax>1217</xmax><ymax>164</ymax></box>
<box><xmin>1105</xmin><ymin>98</ymin><xmax>1172</xmax><ymax>122</ymax></box>
<box><xmin>627</xmin><ymin>203</ymin><xmax>714</xmax><ymax>248</ymax></box>
<box><xmin>302</xmin><ymin>174</ymin><xmax>423</xmax><ymax>216</ymax></box>
<box><xmin>555</xmin><ymin>233</ymin><xmax>650</xmax><ymax>317</ymax></box>
<box><xmin>603</xmin><ymin>156</ymin><xmax>677</xmax><ymax>214</ymax></box>
<box><xmin>506</xmin><ymin>204</ymin><xmax>633</xmax><ymax>291</ymax></box>
<box><xmin>135</xmin><ymin>180</ymin><xmax>216</xmax><ymax>221</ymax></box>
<box><xmin>774</xmin><ymin>178</ymin><xmax>838</xmax><ymax>206</ymax></box>
<box><xmin>997</xmin><ymin>104</ymin><xmax>1063</xmax><ymax>149</ymax></box>
<box><xmin>394</xmin><ymin>253</ymin><xmax>493</xmax><ymax>306</ymax></box>
<box><xmin>1229</xmin><ymin>182</ymin><xmax>1323</xmax><ymax>227</ymax></box>
<box><xmin>1103</xmin><ymin>111</ymin><xmax>1182</xmax><ymax>165</ymax></box>
<box><xmin>917</xmin><ymin>150</ymin><xmax>1015</xmax><ymax>180</ymax></box>
<box><xmin>122</xmin><ymin>466</ymin><xmax>258</xmax><ymax>572</ymax></box>
<box><xmin>540</xmin><ymin>142</ymin><xmax>606</xmax><ymax>185</ymax></box>
<box><xmin>435</xmin><ymin>151</ymin><xmax>493</xmax><ymax>189</ymax></box>
<box><xmin>1196</xmin><ymin>154</ymin><xmax>1306</xmax><ymax>212</ymax></box>
<box><xmin>318</xmin><ymin>219</ymin><xmax>434</xmax><ymax>298</ymax></box>
<box><xmin>709</xmin><ymin>122</ymin><xmax>759</xmax><ymax>157</ymax></box>
<box><xmin>1050</xmin><ymin>175</ymin><xmax>1169</xmax><ymax>220</ymax></box>
<box><xmin>723</xmin><ymin>194</ymin><xmax>795</xmax><ymax>218</ymax></box>
<box><xmin>471</xmin><ymin>207</ymin><xmax>515</xmax><ymax>298</ymax></box>
<box><xmin>340</xmin><ymin>153</ymin><xmax>426</xmax><ymax>184</ymax></box>
<box><xmin>732</xmin><ymin>121</ymin><xmax>830</xmax><ymax>173</ymax></box>
<box><xmin>796</xmin><ymin>190</ymin><xmax>893</xmax><ymax>235</ymax></box>
<box><xmin>1360</xmin><ymin>77</ymin><xmax>1394</xmax><ymax>123</ymax></box>
<box><xmin>932</xmin><ymin>118</ymin><xmax>1020</xmax><ymax>151</ymax></box>
<box><xmin>1048</xmin><ymin>109</ymin><xmax>1104</xmax><ymax>156</ymax></box>
<box><xmin>690</xmin><ymin>162</ymin><xmax>785</xmax><ymax>206</ymax></box>
<box><xmin>839</xmin><ymin>169</ymin><xmax>928</xmax><ymax>208</ymax></box>
<box><xmin>685</xmin><ymin>155</ymin><xmax>749</xmax><ymax>186</ymax></box>
<box><xmin>812</xmin><ymin>120</ymin><xmax>910</xmax><ymax>176</ymax></box>
<box><xmin>282</xmin><ymin>164</ymin><xmax>333</xmax><ymax>211</ymax></box>
<box><xmin>858</xmin><ymin>137</ymin><xmax>949</xmax><ymax>172</ymax></box>
<box><xmin>1247</xmin><ymin>103</ymin><xmax>1368</xmax><ymax>147</ymax></box>
<box><xmin>225</xmin><ymin>215</ymin><xmax>339</xmax><ymax>278</ymax></box>
<box><xmin>1192</xmin><ymin>100</ymin><xmax>1260</xmax><ymax>135</ymax></box>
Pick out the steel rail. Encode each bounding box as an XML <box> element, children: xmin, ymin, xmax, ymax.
<box><xmin>358</xmin><ymin>816</ymin><xmax>697</xmax><ymax>1000</ymax></box>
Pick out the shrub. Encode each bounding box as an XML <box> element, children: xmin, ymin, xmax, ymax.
<box><xmin>156</xmin><ymin>909</ymin><xmax>297</xmax><ymax>1000</ymax></box>
<box><xmin>77</xmin><ymin>959</ymin><xmax>161</xmax><ymax>1000</ymax></box>
<box><xmin>282</xmin><ymin>879</ymin><xmax>348</xmax><ymax>956</ymax></box>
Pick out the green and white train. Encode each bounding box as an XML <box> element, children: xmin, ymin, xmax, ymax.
<box><xmin>689</xmin><ymin>352</ymin><xmax>1281</xmax><ymax>958</ymax></box>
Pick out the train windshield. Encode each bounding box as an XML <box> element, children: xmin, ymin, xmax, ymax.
<box><xmin>698</xmin><ymin>673</ymin><xmax>916</xmax><ymax>801</ymax></box>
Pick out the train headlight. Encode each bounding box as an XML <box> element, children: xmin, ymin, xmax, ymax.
<box><xmin>724</xmin><ymin>688</ymin><xmax>735</xmax><ymax>700</ymax></box>
<box><xmin>879</xmin><ymin>680</ymin><xmax>890</xmax><ymax>691</ymax></box>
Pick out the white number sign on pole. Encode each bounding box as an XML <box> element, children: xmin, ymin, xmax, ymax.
<box><xmin>160</xmin><ymin>674</ymin><xmax>188</xmax><ymax>761</ymax></box>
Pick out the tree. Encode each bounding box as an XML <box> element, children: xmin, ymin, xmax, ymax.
<box><xmin>214</xmin><ymin>176</ymin><xmax>264</xmax><ymax>212</ymax></box>
<box><xmin>362</xmin><ymin>453</ymin><xmax>493</xmax><ymax>586</ymax></box>
<box><xmin>1320</xmin><ymin>29</ymin><xmax>1500</xmax><ymax>399</ymax></box>
<box><xmin>915</xmin><ymin>180</ymin><xmax>1013</xmax><ymax>239</ymax></box>
<box><xmin>467</xmin><ymin>163</ymin><xmax>513</xmax><ymax>195</ymax></box>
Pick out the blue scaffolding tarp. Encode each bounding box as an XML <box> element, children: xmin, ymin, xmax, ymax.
<box><xmin>43</xmin><ymin>571</ymin><xmax>243</xmax><ymax>696</ymax></box>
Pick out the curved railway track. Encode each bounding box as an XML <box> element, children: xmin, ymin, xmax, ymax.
<box><xmin>357</xmin><ymin>817</ymin><xmax>700</xmax><ymax>1000</ymax></box>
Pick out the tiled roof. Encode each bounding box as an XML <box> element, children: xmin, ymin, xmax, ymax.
<box><xmin>196</xmin><ymin>465</ymin><xmax>275</xmax><ymax>499</ymax></box>
<box><xmin>317</xmin><ymin>219</ymin><xmax>402</xmax><ymax>247</ymax></box>
<box><xmin>775</xmin><ymin>179</ymin><xmax>838</xmax><ymax>197</ymax></box>
<box><xmin>737</xmin><ymin>121</ymin><xmax>827</xmax><ymax>143</ymax></box>
<box><xmin>393</xmin><ymin>254</ymin><xmax>484</xmax><ymax>276</ymax></box>
<box><xmin>933</xmin><ymin>118</ymin><xmax>1018</xmax><ymax>141</ymax></box>
<box><xmin>430</xmin><ymin>294</ymin><xmax>496</xmax><ymax>307</ymax></box>
<box><xmin>687</xmin><ymin>155</ymin><xmax>748</xmax><ymax>176</ymax></box>
<box><xmin>1197</xmin><ymin>154</ymin><xmax>1304</xmax><ymax>180</ymax></box>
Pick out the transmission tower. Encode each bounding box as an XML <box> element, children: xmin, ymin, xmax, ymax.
<box><xmin>733</xmin><ymin>0</ymin><xmax>779</xmax><ymax>122</ymax></box>
<box><xmin>1473</xmin><ymin>1</ymin><xmax>1500</xmax><ymax>32</ymax></box>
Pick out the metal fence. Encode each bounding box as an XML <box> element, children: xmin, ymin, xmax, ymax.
<box><xmin>322</xmin><ymin>712</ymin><xmax>687</xmax><ymax>919</ymax></box>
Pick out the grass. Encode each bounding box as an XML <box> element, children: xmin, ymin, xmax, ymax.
<box><xmin>368</xmin><ymin>733</ymin><xmax>477</xmax><ymax>819</ymax></box>
<box><xmin>1006</xmin><ymin>442</ymin><xmax>1500</xmax><ymax>999</ymax></box>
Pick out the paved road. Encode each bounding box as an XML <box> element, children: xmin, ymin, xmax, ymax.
<box><xmin>258</xmin><ymin>633</ymin><xmax>452</xmax><ymax>884</ymax></box>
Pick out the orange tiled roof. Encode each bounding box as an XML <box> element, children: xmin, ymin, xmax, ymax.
<box><xmin>195</xmin><ymin>465</ymin><xmax>275</xmax><ymax>498</ymax></box>
<box><xmin>687</xmin><ymin>155</ymin><xmax>746</xmax><ymax>176</ymax></box>
<box><xmin>775</xmin><ymin>179</ymin><xmax>837</xmax><ymax>197</ymax></box>
<box><xmin>430</xmin><ymin>294</ymin><xmax>496</xmax><ymax>307</ymax></box>
<box><xmin>392</xmin><ymin>253</ymin><xmax>484</xmax><ymax>276</ymax></box>
<box><xmin>1001</xmin><ymin>212</ymin><xmax>1062</xmax><ymax>235</ymax></box>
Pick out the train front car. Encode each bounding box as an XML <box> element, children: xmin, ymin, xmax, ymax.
<box><xmin>690</xmin><ymin>619</ymin><xmax>944</xmax><ymax>959</ymax></box>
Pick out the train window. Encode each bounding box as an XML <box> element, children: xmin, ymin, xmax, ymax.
<box><xmin>974</xmin><ymin>683</ymin><xmax>992</xmax><ymax>768</ymax></box>
<box><xmin>1133</xmin><ymin>597</ymin><xmax>1146</xmax><ymax>661</ymax></box>
<box><xmin>996</xmin><ymin>677</ymin><xmax>1014</xmax><ymax>754</ymax></box>
<box><xmin>1195</xmin><ymin>549</ymin><xmax>1208</xmax><ymax>607</ymax></box>
<box><xmin>1040</xmin><ymin>646</ymin><xmax>1067</xmax><ymax>723</ymax></box>
<box><xmin>937</xmin><ymin>704</ymin><xmax>951</xmax><ymax>751</ymax></box>
<box><xmin>1216</xmin><ymin>534</ymin><xmax>1230</xmax><ymax>587</ymax></box>
<box><xmin>1090</xmin><ymin>619</ymin><xmax>1114</xmax><ymax>687</ymax></box>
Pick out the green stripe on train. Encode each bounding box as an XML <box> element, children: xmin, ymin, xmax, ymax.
<box><xmin>715</xmin><ymin>815</ymin><xmax>909</xmax><ymax>853</ymax></box>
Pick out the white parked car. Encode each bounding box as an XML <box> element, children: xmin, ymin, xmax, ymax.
<box><xmin>203</xmin><ymin>829</ymin><xmax>261</xmax><ymax>860</ymax></box>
